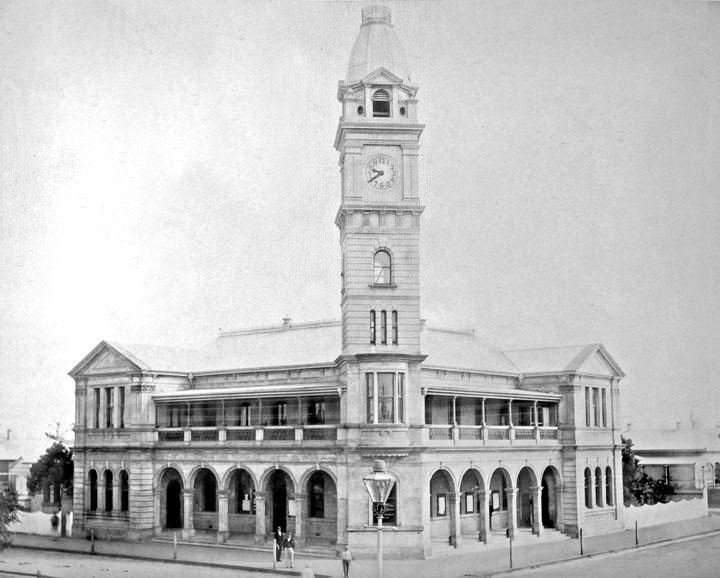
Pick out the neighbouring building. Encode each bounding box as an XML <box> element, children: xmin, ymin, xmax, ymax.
<box><xmin>70</xmin><ymin>5</ymin><xmax>626</xmax><ymax>557</ymax></box>
<box><xmin>625</xmin><ymin>426</ymin><xmax>720</xmax><ymax>496</ymax></box>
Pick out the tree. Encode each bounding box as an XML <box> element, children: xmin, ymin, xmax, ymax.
<box><xmin>621</xmin><ymin>435</ymin><xmax>674</xmax><ymax>506</ymax></box>
<box><xmin>27</xmin><ymin>442</ymin><xmax>74</xmax><ymax>505</ymax></box>
<box><xmin>0</xmin><ymin>489</ymin><xmax>19</xmax><ymax>550</ymax></box>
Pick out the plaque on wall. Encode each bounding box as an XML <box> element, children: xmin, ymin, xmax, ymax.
<box><xmin>437</xmin><ymin>494</ymin><xmax>447</xmax><ymax>516</ymax></box>
<box><xmin>465</xmin><ymin>492</ymin><xmax>475</xmax><ymax>513</ymax></box>
<box><xmin>288</xmin><ymin>499</ymin><xmax>296</xmax><ymax>517</ymax></box>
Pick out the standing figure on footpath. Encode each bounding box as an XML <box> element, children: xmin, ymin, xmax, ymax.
<box><xmin>284</xmin><ymin>532</ymin><xmax>295</xmax><ymax>568</ymax></box>
<box><xmin>274</xmin><ymin>526</ymin><xmax>284</xmax><ymax>563</ymax></box>
<box><xmin>341</xmin><ymin>544</ymin><xmax>353</xmax><ymax>577</ymax></box>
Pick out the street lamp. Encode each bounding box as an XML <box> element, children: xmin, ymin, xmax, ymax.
<box><xmin>363</xmin><ymin>460</ymin><xmax>395</xmax><ymax>578</ymax></box>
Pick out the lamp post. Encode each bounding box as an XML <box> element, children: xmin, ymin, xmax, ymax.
<box><xmin>363</xmin><ymin>460</ymin><xmax>395</xmax><ymax>578</ymax></box>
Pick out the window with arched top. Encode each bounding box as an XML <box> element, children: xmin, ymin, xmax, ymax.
<box><xmin>605</xmin><ymin>466</ymin><xmax>613</xmax><ymax>506</ymax></box>
<box><xmin>373</xmin><ymin>250</ymin><xmax>392</xmax><ymax>285</ymax></box>
<box><xmin>595</xmin><ymin>467</ymin><xmax>603</xmax><ymax>507</ymax></box>
<box><xmin>120</xmin><ymin>470</ymin><xmax>129</xmax><ymax>512</ymax></box>
<box><xmin>104</xmin><ymin>470</ymin><xmax>113</xmax><ymax>512</ymax></box>
<box><xmin>584</xmin><ymin>468</ymin><xmax>592</xmax><ymax>508</ymax></box>
<box><xmin>89</xmin><ymin>470</ymin><xmax>98</xmax><ymax>511</ymax></box>
<box><xmin>372</xmin><ymin>89</ymin><xmax>391</xmax><ymax>117</ymax></box>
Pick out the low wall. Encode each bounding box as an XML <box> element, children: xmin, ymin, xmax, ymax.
<box><xmin>623</xmin><ymin>489</ymin><xmax>708</xmax><ymax>528</ymax></box>
<box><xmin>9</xmin><ymin>510</ymin><xmax>73</xmax><ymax>537</ymax></box>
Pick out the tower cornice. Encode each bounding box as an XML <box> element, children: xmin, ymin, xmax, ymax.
<box><xmin>334</xmin><ymin>204</ymin><xmax>425</xmax><ymax>229</ymax></box>
<box><xmin>334</xmin><ymin>121</ymin><xmax>424</xmax><ymax>152</ymax></box>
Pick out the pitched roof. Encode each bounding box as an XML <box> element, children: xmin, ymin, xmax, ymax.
<box><xmin>70</xmin><ymin>322</ymin><xmax>622</xmax><ymax>380</ymax></box>
<box><xmin>196</xmin><ymin>321</ymin><xmax>341</xmax><ymax>372</ymax></box>
<box><xmin>422</xmin><ymin>328</ymin><xmax>519</xmax><ymax>375</ymax></box>
<box><xmin>503</xmin><ymin>343</ymin><xmax>625</xmax><ymax>377</ymax></box>
<box><xmin>105</xmin><ymin>341</ymin><xmax>205</xmax><ymax>373</ymax></box>
<box><xmin>69</xmin><ymin>340</ymin><xmax>203</xmax><ymax>376</ymax></box>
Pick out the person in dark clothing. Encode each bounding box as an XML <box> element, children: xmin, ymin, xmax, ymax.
<box><xmin>274</xmin><ymin>527</ymin><xmax>284</xmax><ymax>562</ymax></box>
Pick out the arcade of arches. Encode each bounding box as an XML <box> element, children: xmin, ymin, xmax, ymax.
<box><xmin>428</xmin><ymin>465</ymin><xmax>565</xmax><ymax>544</ymax></box>
<box><xmin>156</xmin><ymin>467</ymin><xmax>338</xmax><ymax>544</ymax></box>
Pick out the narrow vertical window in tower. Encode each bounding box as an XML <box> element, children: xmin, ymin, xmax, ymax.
<box><xmin>392</xmin><ymin>310</ymin><xmax>398</xmax><ymax>344</ymax></box>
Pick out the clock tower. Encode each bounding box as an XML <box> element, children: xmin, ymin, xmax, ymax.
<box><xmin>335</xmin><ymin>5</ymin><xmax>425</xmax><ymax>431</ymax></box>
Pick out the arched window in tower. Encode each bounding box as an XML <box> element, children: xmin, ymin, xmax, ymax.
<box><xmin>373</xmin><ymin>250</ymin><xmax>392</xmax><ymax>285</ymax></box>
<box><xmin>372</xmin><ymin>89</ymin><xmax>391</xmax><ymax>117</ymax></box>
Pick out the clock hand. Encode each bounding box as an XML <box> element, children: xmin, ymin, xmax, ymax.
<box><xmin>371</xmin><ymin>168</ymin><xmax>383</xmax><ymax>175</ymax></box>
<box><xmin>368</xmin><ymin>173</ymin><xmax>382</xmax><ymax>183</ymax></box>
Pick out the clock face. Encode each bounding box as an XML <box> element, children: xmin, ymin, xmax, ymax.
<box><xmin>365</xmin><ymin>154</ymin><xmax>398</xmax><ymax>191</ymax></box>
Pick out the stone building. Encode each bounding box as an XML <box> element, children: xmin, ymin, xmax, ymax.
<box><xmin>70</xmin><ymin>5</ymin><xmax>626</xmax><ymax>558</ymax></box>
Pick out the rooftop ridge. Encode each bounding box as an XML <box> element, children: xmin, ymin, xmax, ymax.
<box><xmin>425</xmin><ymin>326</ymin><xmax>476</xmax><ymax>337</ymax></box>
<box><xmin>503</xmin><ymin>343</ymin><xmax>601</xmax><ymax>353</ymax></box>
<box><xmin>219</xmin><ymin>319</ymin><xmax>341</xmax><ymax>337</ymax></box>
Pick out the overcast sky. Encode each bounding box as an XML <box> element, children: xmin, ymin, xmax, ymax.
<box><xmin>1</xmin><ymin>0</ymin><xmax>719</xmax><ymax>457</ymax></box>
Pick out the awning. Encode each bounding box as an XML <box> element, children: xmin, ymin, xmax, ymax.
<box><xmin>153</xmin><ymin>383</ymin><xmax>339</xmax><ymax>403</ymax></box>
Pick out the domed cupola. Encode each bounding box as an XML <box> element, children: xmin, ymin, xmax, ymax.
<box><xmin>346</xmin><ymin>5</ymin><xmax>411</xmax><ymax>84</ymax></box>
<box><xmin>338</xmin><ymin>5</ymin><xmax>419</xmax><ymax>124</ymax></box>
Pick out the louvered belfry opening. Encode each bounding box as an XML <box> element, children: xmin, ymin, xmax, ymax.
<box><xmin>372</xmin><ymin>89</ymin><xmax>391</xmax><ymax>117</ymax></box>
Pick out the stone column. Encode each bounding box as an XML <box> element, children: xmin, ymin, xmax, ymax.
<box><xmin>337</xmin><ymin>497</ymin><xmax>349</xmax><ymax>546</ymax></box>
<box><xmin>294</xmin><ymin>493</ymin><xmax>306</xmax><ymax>541</ymax></box>
<box><xmin>217</xmin><ymin>490</ymin><xmax>229</xmax><ymax>543</ymax></box>
<box><xmin>506</xmin><ymin>488</ymin><xmax>518</xmax><ymax>540</ymax></box>
<box><xmin>182</xmin><ymin>489</ymin><xmax>194</xmax><ymax>539</ymax></box>
<box><xmin>480</xmin><ymin>491</ymin><xmax>490</xmax><ymax>543</ymax></box>
<box><xmin>113</xmin><ymin>475</ymin><xmax>122</xmax><ymax>513</ymax></box>
<box><xmin>450</xmin><ymin>492</ymin><xmax>462</xmax><ymax>548</ymax></box>
<box><xmin>255</xmin><ymin>492</ymin><xmax>268</xmax><ymax>544</ymax></box>
<box><xmin>153</xmin><ymin>482</ymin><xmax>161</xmax><ymax>534</ymax></box>
<box><xmin>531</xmin><ymin>485</ymin><xmax>543</xmax><ymax>537</ymax></box>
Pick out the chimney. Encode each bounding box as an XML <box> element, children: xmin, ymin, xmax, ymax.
<box><xmin>6</xmin><ymin>429</ymin><xmax>10</xmax><ymax>440</ymax></box>
<box><xmin>282</xmin><ymin>317</ymin><xmax>292</xmax><ymax>329</ymax></box>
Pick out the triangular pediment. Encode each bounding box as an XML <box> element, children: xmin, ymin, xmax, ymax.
<box><xmin>362</xmin><ymin>67</ymin><xmax>404</xmax><ymax>86</ymax></box>
<box><xmin>69</xmin><ymin>341</ymin><xmax>142</xmax><ymax>377</ymax></box>
<box><xmin>572</xmin><ymin>344</ymin><xmax>625</xmax><ymax>378</ymax></box>
<box><xmin>577</xmin><ymin>351</ymin><xmax>615</xmax><ymax>376</ymax></box>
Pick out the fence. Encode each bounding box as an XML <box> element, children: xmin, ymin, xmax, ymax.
<box><xmin>623</xmin><ymin>488</ymin><xmax>707</xmax><ymax>528</ymax></box>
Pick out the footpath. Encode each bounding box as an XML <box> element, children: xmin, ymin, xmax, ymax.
<box><xmin>6</xmin><ymin>513</ymin><xmax>720</xmax><ymax>578</ymax></box>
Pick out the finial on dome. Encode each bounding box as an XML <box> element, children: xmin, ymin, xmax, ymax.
<box><xmin>362</xmin><ymin>5</ymin><xmax>392</xmax><ymax>26</ymax></box>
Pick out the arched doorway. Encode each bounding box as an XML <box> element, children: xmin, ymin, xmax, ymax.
<box><xmin>193</xmin><ymin>468</ymin><xmax>218</xmax><ymax>531</ymax></box>
<box><xmin>429</xmin><ymin>469</ymin><xmax>454</xmax><ymax>541</ymax></box>
<box><xmin>160</xmin><ymin>468</ymin><xmax>183</xmax><ymax>529</ymax></box>
<box><xmin>459</xmin><ymin>469</ymin><xmax>484</xmax><ymax>539</ymax></box>
<box><xmin>267</xmin><ymin>470</ymin><xmax>295</xmax><ymax>534</ymax></box>
<box><xmin>541</xmin><ymin>467</ymin><xmax>560</xmax><ymax>529</ymax></box>
<box><xmin>488</xmin><ymin>468</ymin><xmax>511</xmax><ymax>532</ymax></box>
<box><xmin>229</xmin><ymin>469</ymin><xmax>255</xmax><ymax>537</ymax></box>
<box><xmin>516</xmin><ymin>467</ymin><xmax>537</xmax><ymax>529</ymax></box>
<box><xmin>167</xmin><ymin>480</ymin><xmax>182</xmax><ymax>528</ymax></box>
<box><xmin>305</xmin><ymin>470</ymin><xmax>338</xmax><ymax>544</ymax></box>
